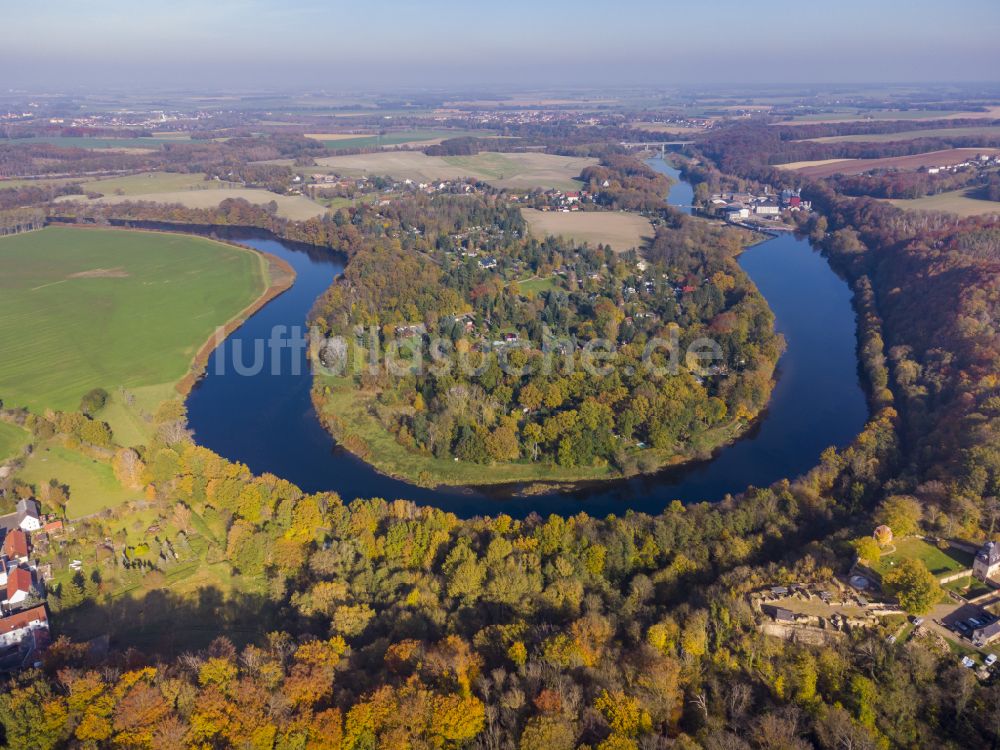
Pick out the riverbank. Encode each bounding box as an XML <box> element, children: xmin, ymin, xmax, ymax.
<box><xmin>176</xmin><ymin>248</ymin><xmax>296</xmax><ymax>396</ymax></box>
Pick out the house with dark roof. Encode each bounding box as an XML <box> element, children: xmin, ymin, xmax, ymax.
<box><xmin>974</xmin><ymin>541</ymin><xmax>1000</xmax><ymax>582</ymax></box>
<box><xmin>973</xmin><ymin>621</ymin><xmax>1000</xmax><ymax>648</ymax></box>
<box><xmin>15</xmin><ymin>499</ymin><xmax>41</xmax><ymax>532</ymax></box>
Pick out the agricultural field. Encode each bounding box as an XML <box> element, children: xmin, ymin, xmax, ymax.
<box><xmin>775</xmin><ymin>108</ymin><xmax>999</xmax><ymax>125</ymax></box>
<box><xmin>78</xmin><ymin>171</ymin><xmax>238</xmax><ymax>195</ymax></box>
<box><xmin>0</xmin><ymin>422</ymin><xmax>29</xmax><ymax>462</ymax></box>
<box><xmin>0</xmin><ymin>135</ymin><xmax>192</xmax><ymax>150</ymax></box>
<box><xmin>315</xmin><ymin>150</ymin><xmax>596</xmax><ymax>190</ymax></box>
<box><xmin>776</xmin><ymin>148</ymin><xmax>1000</xmax><ymax>178</ymax></box>
<box><xmin>521</xmin><ymin>208</ymin><xmax>653</xmax><ymax>252</ymax></box>
<box><xmin>871</xmin><ymin>537</ymin><xmax>974</xmax><ymax>579</ymax></box>
<box><xmin>0</xmin><ymin>226</ymin><xmax>268</xmax><ymax>417</ymax></box>
<box><xmin>305</xmin><ymin>128</ymin><xmax>488</xmax><ymax>150</ymax></box>
<box><xmin>887</xmin><ymin>188</ymin><xmax>1000</xmax><ymax>217</ymax></box>
<box><xmin>801</xmin><ymin>125</ymin><xmax>1000</xmax><ymax>144</ymax></box>
<box><xmin>631</xmin><ymin>122</ymin><xmax>708</xmax><ymax>137</ymax></box>
<box><xmin>55</xmin><ymin>187</ymin><xmax>327</xmax><ymax>220</ymax></box>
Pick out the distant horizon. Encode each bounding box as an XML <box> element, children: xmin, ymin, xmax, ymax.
<box><xmin>5</xmin><ymin>0</ymin><xmax>998</xmax><ymax>90</ymax></box>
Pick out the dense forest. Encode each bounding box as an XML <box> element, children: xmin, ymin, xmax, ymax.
<box><xmin>307</xmin><ymin>181</ymin><xmax>781</xmax><ymax>477</ymax></box>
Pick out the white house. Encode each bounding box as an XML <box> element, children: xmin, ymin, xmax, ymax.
<box><xmin>0</xmin><ymin>605</ymin><xmax>48</xmax><ymax>649</ymax></box>
<box><xmin>15</xmin><ymin>499</ymin><xmax>41</xmax><ymax>532</ymax></box>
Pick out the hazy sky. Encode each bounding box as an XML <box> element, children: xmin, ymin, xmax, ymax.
<box><xmin>4</xmin><ymin>0</ymin><xmax>999</xmax><ymax>89</ymax></box>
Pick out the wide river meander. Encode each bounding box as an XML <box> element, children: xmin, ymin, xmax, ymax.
<box><xmin>185</xmin><ymin>159</ymin><xmax>868</xmax><ymax>518</ymax></box>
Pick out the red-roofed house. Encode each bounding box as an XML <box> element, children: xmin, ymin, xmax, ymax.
<box><xmin>5</xmin><ymin>567</ymin><xmax>33</xmax><ymax>607</ymax></box>
<box><xmin>0</xmin><ymin>605</ymin><xmax>48</xmax><ymax>649</ymax></box>
<box><xmin>2</xmin><ymin>529</ymin><xmax>28</xmax><ymax>563</ymax></box>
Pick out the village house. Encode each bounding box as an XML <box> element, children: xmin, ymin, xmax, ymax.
<box><xmin>0</xmin><ymin>605</ymin><xmax>48</xmax><ymax>649</ymax></box>
<box><xmin>4</xmin><ymin>567</ymin><xmax>34</xmax><ymax>608</ymax></box>
<box><xmin>973</xmin><ymin>621</ymin><xmax>1000</xmax><ymax>648</ymax></box>
<box><xmin>15</xmin><ymin>499</ymin><xmax>41</xmax><ymax>532</ymax></box>
<box><xmin>2</xmin><ymin>529</ymin><xmax>29</xmax><ymax>564</ymax></box>
<box><xmin>973</xmin><ymin>540</ymin><xmax>1000</xmax><ymax>582</ymax></box>
<box><xmin>0</xmin><ymin>604</ymin><xmax>49</xmax><ymax>670</ymax></box>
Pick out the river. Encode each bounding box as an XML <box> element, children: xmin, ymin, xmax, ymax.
<box><xmin>185</xmin><ymin>161</ymin><xmax>868</xmax><ymax>518</ymax></box>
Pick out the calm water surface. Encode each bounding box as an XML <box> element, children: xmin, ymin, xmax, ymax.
<box><xmin>186</xmin><ymin>163</ymin><xmax>868</xmax><ymax>517</ymax></box>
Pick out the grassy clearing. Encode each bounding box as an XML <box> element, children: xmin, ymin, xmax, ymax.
<box><xmin>516</xmin><ymin>276</ymin><xmax>558</xmax><ymax>295</ymax></box>
<box><xmin>886</xmin><ymin>188</ymin><xmax>1000</xmax><ymax>217</ymax></box>
<box><xmin>801</xmin><ymin>125</ymin><xmax>1000</xmax><ymax>144</ymax></box>
<box><xmin>0</xmin><ymin>422</ymin><xmax>29</xmax><ymax>462</ymax></box>
<box><xmin>18</xmin><ymin>442</ymin><xmax>142</xmax><ymax>517</ymax></box>
<box><xmin>315</xmin><ymin>151</ymin><xmax>595</xmax><ymax>191</ymax></box>
<box><xmin>0</xmin><ymin>226</ymin><xmax>267</xmax><ymax>415</ymax></box>
<box><xmin>872</xmin><ymin>537</ymin><xmax>974</xmax><ymax>578</ymax></box>
<box><xmin>55</xmin><ymin>187</ymin><xmax>327</xmax><ymax>220</ymax></box>
<box><xmin>522</xmin><ymin>208</ymin><xmax>653</xmax><ymax>252</ymax></box>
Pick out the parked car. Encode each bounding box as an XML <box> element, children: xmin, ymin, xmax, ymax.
<box><xmin>956</xmin><ymin>622</ymin><xmax>971</xmax><ymax>634</ymax></box>
<box><xmin>985</xmin><ymin>654</ymin><xmax>998</xmax><ymax>667</ymax></box>
<box><xmin>913</xmin><ymin>617</ymin><xmax>925</xmax><ymax>626</ymax></box>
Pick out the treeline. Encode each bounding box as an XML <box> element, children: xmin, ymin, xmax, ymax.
<box><xmin>827</xmin><ymin>166</ymin><xmax>990</xmax><ymax>199</ymax></box>
<box><xmin>797</xmin><ymin>183</ymin><xmax>1000</xmax><ymax>539</ymax></box>
<box><xmin>696</xmin><ymin>121</ymin><xmax>1000</xmax><ymax>190</ymax></box>
<box><xmin>0</xmin><ymin>394</ymin><xmax>912</xmax><ymax>749</ymax></box>
<box><xmin>0</xmin><ymin>133</ymin><xmax>327</xmax><ymax>179</ymax></box>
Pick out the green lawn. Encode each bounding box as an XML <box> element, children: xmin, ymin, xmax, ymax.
<box><xmin>804</xmin><ymin>125</ymin><xmax>1000</xmax><ymax>144</ymax></box>
<box><xmin>312</xmin><ymin>129</ymin><xmax>485</xmax><ymax>150</ymax></box>
<box><xmin>0</xmin><ymin>227</ymin><xmax>268</xmax><ymax>415</ymax></box>
<box><xmin>516</xmin><ymin>276</ymin><xmax>558</xmax><ymax>295</ymax></box>
<box><xmin>18</xmin><ymin>443</ymin><xmax>142</xmax><ymax>518</ymax></box>
<box><xmin>0</xmin><ymin>422</ymin><xmax>30</xmax><ymax>461</ymax></box>
<box><xmin>872</xmin><ymin>537</ymin><xmax>974</xmax><ymax>578</ymax></box>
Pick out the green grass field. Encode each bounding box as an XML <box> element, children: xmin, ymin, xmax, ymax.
<box><xmin>872</xmin><ymin>537</ymin><xmax>974</xmax><ymax>578</ymax></box>
<box><xmin>0</xmin><ymin>422</ymin><xmax>29</xmax><ymax>461</ymax></box>
<box><xmin>516</xmin><ymin>276</ymin><xmax>558</xmax><ymax>295</ymax></box>
<box><xmin>79</xmin><ymin>172</ymin><xmax>237</xmax><ymax>196</ymax></box>
<box><xmin>780</xmin><ymin>109</ymin><xmax>971</xmax><ymax>124</ymax></box>
<box><xmin>887</xmin><ymin>188</ymin><xmax>1000</xmax><ymax>217</ymax></box>
<box><xmin>803</xmin><ymin>125</ymin><xmax>1000</xmax><ymax>144</ymax></box>
<box><xmin>18</xmin><ymin>442</ymin><xmax>142</xmax><ymax>517</ymax></box>
<box><xmin>0</xmin><ymin>135</ymin><xmax>191</xmax><ymax>150</ymax></box>
<box><xmin>0</xmin><ymin>227</ymin><xmax>268</xmax><ymax>416</ymax></box>
<box><xmin>315</xmin><ymin>151</ymin><xmax>595</xmax><ymax>191</ymax></box>
<box><xmin>308</xmin><ymin>129</ymin><xmax>486</xmax><ymax>150</ymax></box>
